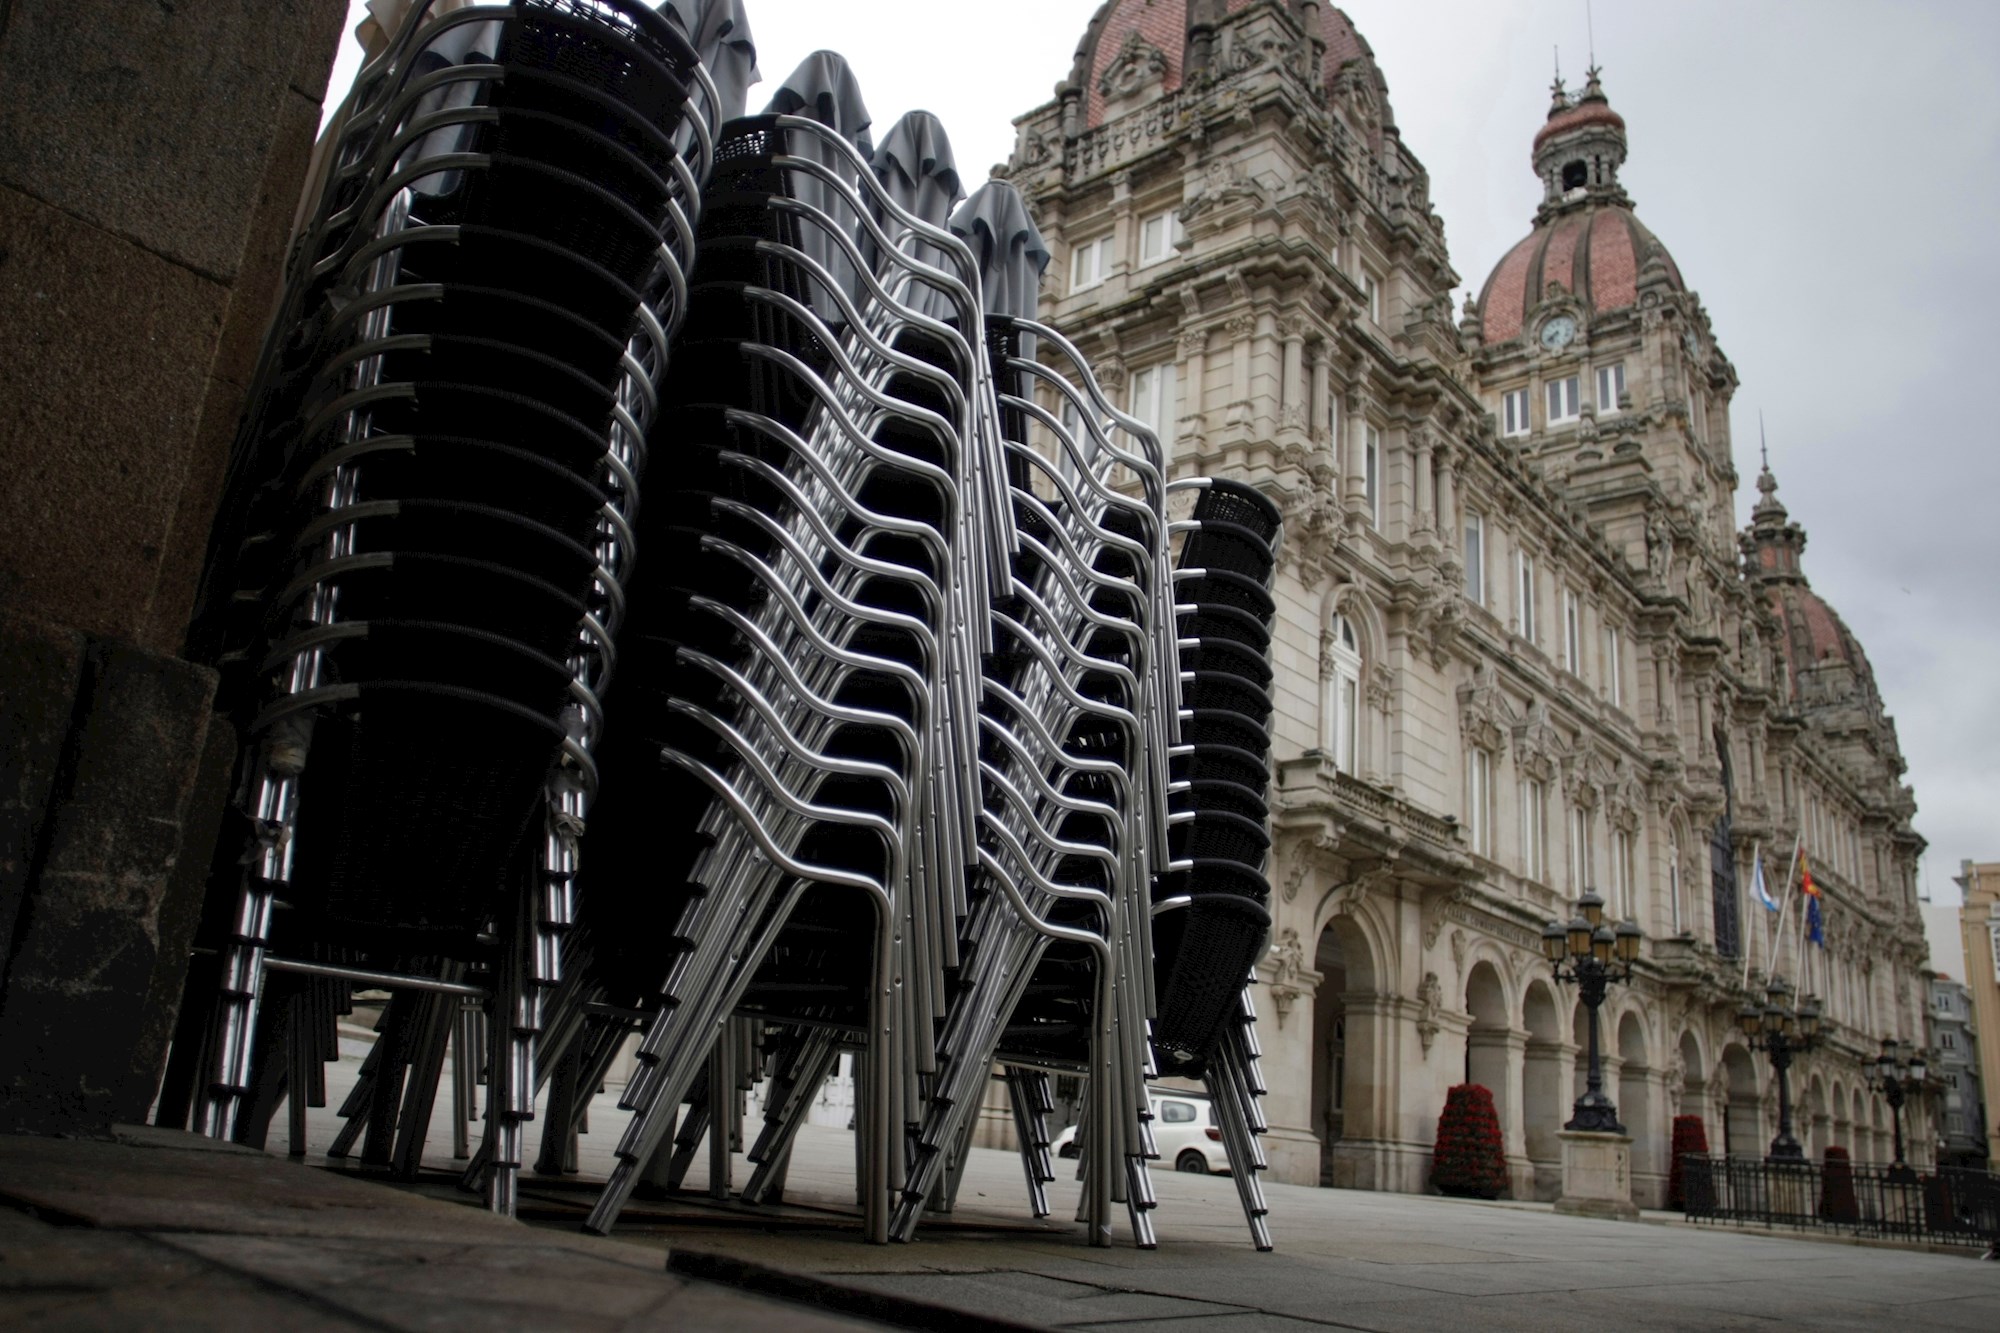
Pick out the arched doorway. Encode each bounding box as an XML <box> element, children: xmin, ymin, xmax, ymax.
<box><xmin>1677</xmin><ymin>1030</ymin><xmax>1708</xmax><ymax>1135</ymax></box>
<box><xmin>1617</xmin><ymin>1011</ymin><xmax>1656</xmax><ymax>1202</ymax></box>
<box><xmin>1721</xmin><ymin>1044</ymin><xmax>1760</xmax><ymax>1158</ymax></box>
<box><xmin>1805</xmin><ymin>1075</ymin><xmax>1829</xmax><ymax>1158</ymax></box>
<box><xmin>1521</xmin><ymin>979</ymin><xmax>1566</xmax><ymax>1200</ymax></box>
<box><xmin>1463</xmin><ymin>960</ymin><xmax>1516</xmax><ymax>1176</ymax></box>
<box><xmin>1310</xmin><ymin>916</ymin><xmax>1377</xmax><ymax>1187</ymax></box>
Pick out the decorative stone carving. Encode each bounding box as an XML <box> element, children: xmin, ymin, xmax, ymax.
<box><xmin>1416</xmin><ymin>972</ymin><xmax>1443</xmax><ymax>1056</ymax></box>
<box><xmin>1449</xmin><ymin>928</ymin><xmax>1467</xmax><ymax>973</ymax></box>
<box><xmin>1266</xmin><ymin>927</ymin><xmax>1307</xmax><ymax>1029</ymax></box>
<box><xmin>1457</xmin><ymin>664</ymin><xmax>1512</xmax><ymax>755</ymax></box>
<box><xmin>1366</xmin><ymin>662</ymin><xmax>1396</xmax><ymax>712</ymax></box>
<box><xmin>1423</xmin><ymin>885</ymin><xmax>1473</xmax><ymax>950</ymax></box>
<box><xmin>1097</xmin><ymin>30</ymin><xmax>1169</xmax><ymax>104</ymax></box>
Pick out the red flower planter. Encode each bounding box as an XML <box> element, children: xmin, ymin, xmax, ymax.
<box><xmin>1432</xmin><ymin>1083</ymin><xmax>1508</xmax><ymax>1200</ymax></box>
<box><xmin>1819</xmin><ymin>1145</ymin><xmax>1859</xmax><ymax>1223</ymax></box>
<box><xmin>1668</xmin><ymin>1114</ymin><xmax>1709</xmax><ymax>1212</ymax></box>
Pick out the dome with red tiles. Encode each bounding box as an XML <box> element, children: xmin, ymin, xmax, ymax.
<box><xmin>1474</xmin><ymin>69</ymin><xmax>1687</xmax><ymax>346</ymax></box>
<box><xmin>1068</xmin><ymin>2</ymin><xmax>1392</xmax><ymax>132</ymax></box>
<box><xmin>1743</xmin><ymin>464</ymin><xmax>1882</xmax><ymax>709</ymax></box>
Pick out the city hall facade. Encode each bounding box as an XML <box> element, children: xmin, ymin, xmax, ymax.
<box><xmin>1000</xmin><ymin>1</ymin><xmax>1932</xmax><ymax>1204</ymax></box>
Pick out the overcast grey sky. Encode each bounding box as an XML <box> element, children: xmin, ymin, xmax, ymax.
<box><xmin>325</xmin><ymin>1</ymin><xmax>1999</xmax><ymax>908</ymax></box>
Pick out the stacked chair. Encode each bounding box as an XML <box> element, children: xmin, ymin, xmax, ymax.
<box><xmin>168</xmin><ymin>4</ymin><xmax>1281</xmax><ymax>1253</ymax></box>
<box><xmin>163</xmin><ymin>0</ymin><xmax>726</xmax><ymax>1215</ymax></box>
<box><xmin>1156</xmin><ymin>477</ymin><xmax>1284</xmax><ymax>1250</ymax></box>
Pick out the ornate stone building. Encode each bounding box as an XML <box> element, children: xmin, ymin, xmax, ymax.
<box><xmin>1001</xmin><ymin>1</ymin><xmax>1931</xmax><ymax>1204</ymax></box>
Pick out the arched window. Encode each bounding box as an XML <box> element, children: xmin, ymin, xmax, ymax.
<box><xmin>1323</xmin><ymin>613</ymin><xmax>1362</xmax><ymax>774</ymax></box>
<box><xmin>1669</xmin><ymin>833</ymin><xmax>1685</xmax><ymax>935</ymax></box>
<box><xmin>1562</xmin><ymin>159</ymin><xmax>1588</xmax><ymax>191</ymax></box>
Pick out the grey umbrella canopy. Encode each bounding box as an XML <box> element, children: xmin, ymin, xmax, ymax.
<box><xmin>949</xmin><ymin>179</ymin><xmax>1050</xmax><ymax>329</ymax></box>
<box><xmin>764</xmin><ymin>51</ymin><xmax>873</xmax><ymax>328</ymax></box>
<box><xmin>662</xmin><ymin>0</ymin><xmax>759</xmax><ymax>128</ymax></box>
<box><xmin>870</xmin><ymin>111</ymin><xmax>964</xmax><ymax>324</ymax></box>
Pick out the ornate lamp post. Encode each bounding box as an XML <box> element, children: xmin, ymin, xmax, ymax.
<box><xmin>1733</xmin><ymin>975</ymin><xmax>1821</xmax><ymax>1162</ymax></box>
<box><xmin>1540</xmin><ymin>891</ymin><xmax>1642</xmax><ymax>1132</ymax></box>
<box><xmin>1867</xmin><ymin>1038</ymin><xmax>1927</xmax><ymax>1182</ymax></box>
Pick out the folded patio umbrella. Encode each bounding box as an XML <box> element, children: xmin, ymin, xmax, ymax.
<box><xmin>764</xmin><ymin>50</ymin><xmax>873</xmax><ymax>327</ymax></box>
<box><xmin>869</xmin><ymin>110</ymin><xmax>963</xmax><ymax>323</ymax></box>
<box><xmin>664</xmin><ymin>0</ymin><xmax>759</xmax><ymax>125</ymax></box>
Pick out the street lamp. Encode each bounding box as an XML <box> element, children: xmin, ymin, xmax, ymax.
<box><xmin>1732</xmin><ymin>975</ymin><xmax>1821</xmax><ymax>1163</ymax></box>
<box><xmin>1867</xmin><ymin>1038</ymin><xmax>1927</xmax><ymax>1182</ymax></box>
<box><xmin>1542</xmin><ymin>891</ymin><xmax>1642</xmax><ymax>1133</ymax></box>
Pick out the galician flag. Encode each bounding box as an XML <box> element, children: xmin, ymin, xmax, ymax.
<box><xmin>1750</xmin><ymin>841</ymin><xmax>1778</xmax><ymax>912</ymax></box>
<box><xmin>1801</xmin><ymin>849</ymin><xmax>1824</xmax><ymax>945</ymax></box>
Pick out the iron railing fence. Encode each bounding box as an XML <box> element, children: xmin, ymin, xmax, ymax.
<box><xmin>1680</xmin><ymin>1154</ymin><xmax>2000</xmax><ymax>1247</ymax></box>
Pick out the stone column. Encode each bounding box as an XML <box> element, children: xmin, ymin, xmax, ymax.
<box><xmin>1178</xmin><ymin>328</ymin><xmax>1208</xmax><ymax>446</ymax></box>
<box><xmin>1226</xmin><ymin>314</ymin><xmax>1254</xmax><ymax>436</ymax></box>
<box><xmin>1253</xmin><ymin>311</ymin><xmax>1279</xmax><ymax>438</ymax></box>
<box><xmin>1280</xmin><ymin>317</ymin><xmax>1306</xmax><ymax>434</ymax></box>
<box><xmin>1310</xmin><ymin>342</ymin><xmax>1331</xmax><ymax>452</ymax></box>
<box><xmin>1344</xmin><ymin>390</ymin><xmax>1369</xmax><ymax>512</ymax></box>
<box><xmin>1411</xmin><ymin>429</ymin><xmax>1435</xmax><ymax>540</ymax></box>
<box><xmin>1436</xmin><ymin>444</ymin><xmax>1459</xmax><ymax>548</ymax></box>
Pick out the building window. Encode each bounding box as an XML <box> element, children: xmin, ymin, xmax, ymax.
<box><xmin>1569</xmin><ymin>805</ymin><xmax>1593</xmax><ymax>893</ymax></box>
<box><xmin>1940</xmin><ymin>1031</ymin><xmax>1957</xmax><ymax>1050</ymax></box>
<box><xmin>1562</xmin><ymin>588</ymin><xmax>1582</xmax><ymax>674</ymax></box>
<box><xmin>1669</xmin><ymin>841</ymin><xmax>1684</xmax><ymax>935</ymax></box>
<box><xmin>1611</xmin><ymin>828</ymin><xmax>1634</xmax><ymax>919</ymax></box>
<box><xmin>1502</xmin><ymin>387</ymin><xmax>1531</xmax><ymax>437</ymax></box>
<box><xmin>1138</xmin><ymin>209</ymin><xmax>1184</xmax><ymax>267</ymax></box>
<box><xmin>1595</xmin><ymin>362</ymin><xmax>1626</xmax><ymax>414</ymax></box>
<box><xmin>1467</xmin><ymin>749</ymin><xmax>1493</xmax><ymax>856</ymax></box>
<box><xmin>1363</xmin><ymin>426</ymin><xmax>1381</xmax><ymax>528</ymax></box>
<box><xmin>1522</xmin><ymin>778</ymin><xmax>1549</xmax><ymax>881</ymax></box>
<box><xmin>1516</xmin><ymin>550</ymin><xmax>1538</xmax><ymax>643</ymax></box>
<box><xmin>1464</xmin><ymin>512</ymin><xmax>1485</xmax><ymax>606</ymax></box>
<box><xmin>1605</xmin><ymin>625</ymin><xmax>1624</xmax><ymax>707</ymax></box>
<box><xmin>1128</xmin><ymin>362</ymin><xmax>1176</xmax><ymax>438</ymax></box>
<box><xmin>1324</xmin><ymin>614</ymin><xmax>1361</xmax><ymax>774</ymax></box>
<box><xmin>1546</xmin><ymin>375</ymin><xmax>1581</xmax><ymax>424</ymax></box>
<box><xmin>1069</xmin><ymin>234</ymin><xmax>1114</xmax><ymax>292</ymax></box>
<box><xmin>1363</xmin><ymin>271</ymin><xmax>1382</xmax><ymax>325</ymax></box>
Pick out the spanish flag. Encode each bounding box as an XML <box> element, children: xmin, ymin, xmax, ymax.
<box><xmin>1800</xmin><ymin>850</ymin><xmax>1824</xmax><ymax>946</ymax></box>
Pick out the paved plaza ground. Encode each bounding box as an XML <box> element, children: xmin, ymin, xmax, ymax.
<box><xmin>3</xmin><ymin>1030</ymin><xmax>1995</xmax><ymax>1330</ymax></box>
<box><xmin>304</xmin><ymin>1032</ymin><xmax>2000</xmax><ymax>1332</ymax></box>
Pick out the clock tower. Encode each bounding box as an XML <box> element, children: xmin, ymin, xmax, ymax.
<box><xmin>1466</xmin><ymin>67</ymin><xmax>1739</xmax><ymax>577</ymax></box>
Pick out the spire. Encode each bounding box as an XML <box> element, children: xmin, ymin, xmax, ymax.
<box><xmin>1742</xmin><ymin>437</ymin><xmax>1805</xmax><ymax>579</ymax></box>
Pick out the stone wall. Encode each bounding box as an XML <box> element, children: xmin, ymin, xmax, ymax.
<box><xmin>0</xmin><ymin>0</ymin><xmax>348</xmax><ymax>1133</ymax></box>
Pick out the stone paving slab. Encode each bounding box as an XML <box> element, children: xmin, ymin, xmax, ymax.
<box><xmin>0</xmin><ymin>1127</ymin><xmax>887</xmax><ymax>1331</ymax></box>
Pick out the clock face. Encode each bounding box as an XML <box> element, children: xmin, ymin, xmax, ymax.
<box><xmin>1539</xmin><ymin>315</ymin><xmax>1577</xmax><ymax>351</ymax></box>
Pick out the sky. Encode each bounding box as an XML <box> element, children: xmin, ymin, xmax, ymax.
<box><xmin>321</xmin><ymin>1</ymin><xmax>2000</xmax><ymax>917</ymax></box>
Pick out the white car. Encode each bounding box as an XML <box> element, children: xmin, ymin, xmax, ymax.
<box><xmin>1050</xmin><ymin>1092</ymin><xmax>1231</xmax><ymax>1175</ymax></box>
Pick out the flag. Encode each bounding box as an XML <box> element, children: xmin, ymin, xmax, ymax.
<box><xmin>1801</xmin><ymin>850</ymin><xmax>1824</xmax><ymax>946</ymax></box>
<box><xmin>1750</xmin><ymin>842</ymin><xmax>1778</xmax><ymax>912</ymax></box>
